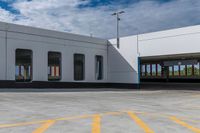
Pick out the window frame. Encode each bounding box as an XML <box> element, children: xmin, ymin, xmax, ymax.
<box><xmin>95</xmin><ymin>55</ymin><xmax>104</xmax><ymax>80</ymax></box>
<box><xmin>157</xmin><ymin>64</ymin><xmax>162</xmax><ymax>77</ymax></box>
<box><xmin>141</xmin><ymin>64</ymin><xmax>146</xmax><ymax>77</ymax></box>
<box><xmin>48</xmin><ymin>51</ymin><xmax>62</xmax><ymax>81</ymax></box>
<box><xmin>194</xmin><ymin>62</ymin><xmax>200</xmax><ymax>76</ymax></box>
<box><xmin>186</xmin><ymin>64</ymin><xmax>193</xmax><ymax>77</ymax></box>
<box><xmin>15</xmin><ymin>48</ymin><xmax>33</xmax><ymax>82</ymax></box>
<box><xmin>151</xmin><ymin>64</ymin><xmax>156</xmax><ymax>76</ymax></box>
<box><xmin>146</xmin><ymin>64</ymin><xmax>151</xmax><ymax>77</ymax></box>
<box><xmin>74</xmin><ymin>53</ymin><xmax>85</xmax><ymax>81</ymax></box>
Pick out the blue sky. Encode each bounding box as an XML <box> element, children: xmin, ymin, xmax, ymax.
<box><xmin>0</xmin><ymin>0</ymin><xmax>200</xmax><ymax>38</ymax></box>
<box><xmin>0</xmin><ymin>0</ymin><xmax>18</xmax><ymax>14</ymax></box>
<box><xmin>80</xmin><ymin>0</ymin><xmax>173</xmax><ymax>7</ymax></box>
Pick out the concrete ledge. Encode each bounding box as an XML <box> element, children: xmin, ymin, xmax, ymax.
<box><xmin>0</xmin><ymin>88</ymin><xmax>138</xmax><ymax>92</ymax></box>
<box><xmin>141</xmin><ymin>78</ymin><xmax>200</xmax><ymax>82</ymax></box>
<box><xmin>141</xmin><ymin>82</ymin><xmax>200</xmax><ymax>90</ymax></box>
<box><xmin>0</xmin><ymin>80</ymin><xmax>139</xmax><ymax>89</ymax></box>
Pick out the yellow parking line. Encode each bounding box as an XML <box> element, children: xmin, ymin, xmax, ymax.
<box><xmin>0</xmin><ymin>115</ymin><xmax>93</xmax><ymax>129</ymax></box>
<box><xmin>32</xmin><ymin>120</ymin><xmax>55</xmax><ymax>133</ymax></box>
<box><xmin>127</xmin><ymin>111</ymin><xmax>154</xmax><ymax>133</ymax></box>
<box><xmin>56</xmin><ymin>115</ymin><xmax>92</xmax><ymax>121</ymax></box>
<box><xmin>92</xmin><ymin>114</ymin><xmax>101</xmax><ymax>133</ymax></box>
<box><xmin>180</xmin><ymin>118</ymin><xmax>200</xmax><ymax>124</ymax></box>
<box><xmin>134</xmin><ymin>111</ymin><xmax>200</xmax><ymax>123</ymax></box>
<box><xmin>103</xmin><ymin>111</ymin><xmax>123</xmax><ymax>116</ymax></box>
<box><xmin>0</xmin><ymin>120</ymin><xmax>47</xmax><ymax>128</ymax></box>
<box><xmin>1</xmin><ymin>110</ymin><xmax>198</xmax><ymax>131</ymax></box>
<box><xmin>0</xmin><ymin>111</ymin><xmax>121</xmax><ymax>129</ymax></box>
<box><xmin>170</xmin><ymin>116</ymin><xmax>200</xmax><ymax>133</ymax></box>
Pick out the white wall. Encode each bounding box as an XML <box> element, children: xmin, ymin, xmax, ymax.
<box><xmin>108</xmin><ymin>36</ymin><xmax>139</xmax><ymax>84</ymax></box>
<box><xmin>0</xmin><ymin>31</ymin><xmax>6</xmax><ymax>80</ymax></box>
<box><xmin>3</xmin><ymin>21</ymin><xmax>200</xmax><ymax>84</ymax></box>
<box><xmin>108</xmin><ymin>25</ymin><xmax>200</xmax><ymax>84</ymax></box>
<box><xmin>139</xmin><ymin>25</ymin><xmax>200</xmax><ymax>57</ymax></box>
<box><xmin>0</xmin><ymin>22</ymin><xmax>108</xmax><ymax>82</ymax></box>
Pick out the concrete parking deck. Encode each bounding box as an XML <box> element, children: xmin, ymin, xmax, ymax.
<box><xmin>0</xmin><ymin>90</ymin><xmax>199</xmax><ymax>133</ymax></box>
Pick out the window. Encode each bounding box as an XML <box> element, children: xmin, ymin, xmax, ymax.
<box><xmin>180</xmin><ymin>65</ymin><xmax>186</xmax><ymax>76</ymax></box>
<box><xmin>95</xmin><ymin>55</ymin><xmax>103</xmax><ymax>80</ymax></box>
<box><xmin>74</xmin><ymin>54</ymin><xmax>85</xmax><ymax>80</ymax></box>
<box><xmin>174</xmin><ymin>65</ymin><xmax>179</xmax><ymax>76</ymax></box>
<box><xmin>146</xmin><ymin>64</ymin><xmax>151</xmax><ymax>76</ymax></box>
<box><xmin>187</xmin><ymin>65</ymin><xmax>192</xmax><ymax>76</ymax></box>
<box><xmin>15</xmin><ymin>49</ymin><xmax>32</xmax><ymax>82</ymax></box>
<box><xmin>151</xmin><ymin>64</ymin><xmax>156</xmax><ymax>76</ymax></box>
<box><xmin>157</xmin><ymin>64</ymin><xmax>162</xmax><ymax>76</ymax></box>
<box><xmin>169</xmin><ymin>66</ymin><xmax>173</xmax><ymax>76</ymax></box>
<box><xmin>48</xmin><ymin>52</ymin><xmax>61</xmax><ymax>81</ymax></box>
<box><xmin>194</xmin><ymin>63</ymin><xmax>200</xmax><ymax>76</ymax></box>
<box><xmin>141</xmin><ymin>65</ymin><xmax>146</xmax><ymax>77</ymax></box>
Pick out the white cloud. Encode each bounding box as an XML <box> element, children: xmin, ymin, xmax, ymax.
<box><xmin>0</xmin><ymin>7</ymin><xmax>15</xmax><ymax>22</ymax></box>
<box><xmin>0</xmin><ymin>0</ymin><xmax>200</xmax><ymax>39</ymax></box>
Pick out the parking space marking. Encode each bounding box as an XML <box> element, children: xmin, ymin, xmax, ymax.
<box><xmin>55</xmin><ymin>114</ymin><xmax>92</xmax><ymax>121</ymax></box>
<box><xmin>0</xmin><ymin>120</ymin><xmax>47</xmax><ymax>128</ymax></box>
<box><xmin>127</xmin><ymin>111</ymin><xmax>154</xmax><ymax>133</ymax></box>
<box><xmin>92</xmin><ymin>114</ymin><xmax>101</xmax><ymax>133</ymax></box>
<box><xmin>0</xmin><ymin>111</ymin><xmax>123</xmax><ymax>129</ymax></box>
<box><xmin>170</xmin><ymin>116</ymin><xmax>200</xmax><ymax>133</ymax></box>
<box><xmin>0</xmin><ymin>110</ymin><xmax>199</xmax><ymax>133</ymax></box>
<box><xmin>136</xmin><ymin>111</ymin><xmax>200</xmax><ymax>124</ymax></box>
<box><xmin>32</xmin><ymin>120</ymin><xmax>55</xmax><ymax>133</ymax></box>
<box><xmin>103</xmin><ymin>112</ymin><xmax>123</xmax><ymax>116</ymax></box>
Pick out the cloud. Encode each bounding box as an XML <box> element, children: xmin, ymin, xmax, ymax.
<box><xmin>0</xmin><ymin>7</ymin><xmax>15</xmax><ymax>21</ymax></box>
<box><xmin>0</xmin><ymin>0</ymin><xmax>200</xmax><ymax>39</ymax></box>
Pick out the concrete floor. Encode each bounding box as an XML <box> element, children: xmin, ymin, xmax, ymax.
<box><xmin>0</xmin><ymin>89</ymin><xmax>199</xmax><ymax>133</ymax></box>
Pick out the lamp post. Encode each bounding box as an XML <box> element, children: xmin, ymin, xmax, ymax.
<box><xmin>112</xmin><ymin>11</ymin><xmax>125</xmax><ymax>48</ymax></box>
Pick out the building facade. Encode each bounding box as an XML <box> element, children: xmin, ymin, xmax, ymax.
<box><xmin>0</xmin><ymin>21</ymin><xmax>200</xmax><ymax>88</ymax></box>
<box><xmin>0</xmin><ymin>22</ymin><xmax>109</xmax><ymax>88</ymax></box>
<box><xmin>110</xmin><ymin>25</ymin><xmax>200</xmax><ymax>85</ymax></box>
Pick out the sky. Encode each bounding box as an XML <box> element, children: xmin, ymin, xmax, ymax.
<box><xmin>0</xmin><ymin>0</ymin><xmax>200</xmax><ymax>39</ymax></box>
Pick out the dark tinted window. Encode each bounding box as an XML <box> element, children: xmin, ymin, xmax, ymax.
<box><xmin>48</xmin><ymin>52</ymin><xmax>61</xmax><ymax>81</ymax></box>
<box><xmin>74</xmin><ymin>54</ymin><xmax>85</xmax><ymax>80</ymax></box>
<box><xmin>15</xmin><ymin>49</ymin><xmax>32</xmax><ymax>82</ymax></box>
<box><xmin>95</xmin><ymin>55</ymin><xmax>103</xmax><ymax>80</ymax></box>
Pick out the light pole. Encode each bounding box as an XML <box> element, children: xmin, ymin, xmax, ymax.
<box><xmin>112</xmin><ymin>11</ymin><xmax>125</xmax><ymax>48</ymax></box>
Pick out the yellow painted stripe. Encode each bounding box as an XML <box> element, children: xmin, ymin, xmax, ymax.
<box><xmin>92</xmin><ymin>114</ymin><xmax>101</xmax><ymax>133</ymax></box>
<box><xmin>56</xmin><ymin>115</ymin><xmax>92</xmax><ymax>121</ymax></box>
<box><xmin>170</xmin><ymin>116</ymin><xmax>200</xmax><ymax>133</ymax></box>
<box><xmin>127</xmin><ymin>111</ymin><xmax>154</xmax><ymax>133</ymax></box>
<box><xmin>32</xmin><ymin>120</ymin><xmax>55</xmax><ymax>133</ymax></box>
<box><xmin>0</xmin><ymin>110</ymin><xmax>174</xmax><ymax>129</ymax></box>
<box><xmin>0</xmin><ymin>120</ymin><xmax>47</xmax><ymax>128</ymax></box>
<box><xmin>103</xmin><ymin>112</ymin><xmax>123</xmax><ymax>116</ymax></box>
<box><xmin>0</xmin><ymin>114</ymin><xmax>93</xmax><ymax>129</ymax></box>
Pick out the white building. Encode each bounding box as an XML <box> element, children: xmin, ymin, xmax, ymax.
<box><xmin>0</xmin><ymin>21</ymin><xmax>200</xmax><ymax>88</ymax></box>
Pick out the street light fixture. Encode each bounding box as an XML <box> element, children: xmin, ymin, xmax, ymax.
<box><xmin>112</xmin><ymin>11</ymin><xmax>125</xmax><ymax>48</ymax></box>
